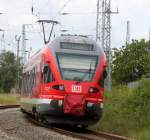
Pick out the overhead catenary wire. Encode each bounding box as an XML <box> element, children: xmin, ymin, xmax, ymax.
<box><xmin>60</xmin><ymin>11</ymin><xmax>97</xmax><ymax>15</ymax></box>
<box><xmin>53</xmin><ymin>0</ymin><xmax>74</xmax><ymax>19</ymax></box>
<box><xmin>35</xmin><ymin>0</ymin><xmax>74</xmax><ymax>44</ymax></box>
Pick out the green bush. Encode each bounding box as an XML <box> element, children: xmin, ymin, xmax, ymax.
<box><xmin>126</xmin><ymin>80</ymin><xmax>150</xmax><ymax>128</ymax></box>
<box><xmin>92</xmin><ymin>81</ymin><xmax>150</xmax><ymax>140</ymax></box>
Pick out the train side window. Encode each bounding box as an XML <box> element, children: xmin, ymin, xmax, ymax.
<box><xmin>22</xmin><ymin>68</ymin><xmax>36</xmax><ymax>95</ymax></box>
<box><xmin>23</xmin><ymin>72</ymin><xmax>29</xmax><ymax>95</ymax></box>
<box><xmin>28</xmin><ymin>71</ymin><xmax>32</xmax><ymax>94</ymax></box>
<box><xmin>26</xmin><ymin>72</ymin><xmax>30</xmax><ymax>94</ymax></box>
<box><xmin>99</xmin><ymin>69</ymin><xmax>107</xmax><ymax>87</ymax></box>
<box><xmin>21</xmin><ymin>73</ymin><xmax>26</xmax><ymax>94</ymax></box>
<box><xmin>31</xmin><ymin>68</ymin><xmax>36</xmax><ymax>87</ymax></box>
<box><xmin>29</xmin><ymin>68</ymin><xmax>36</xmax><ymax>93</ymax></box>
<box><xmin>43</xmin><ymin>65</ymin><xmax>54</xmax><ymax>83</ymax></box>
<box><xmin>24</xmin><ymin>74</ymin><xmax>27</xmax><ymax>94</ymax></box>
<box><xmin>33</xmin><ymin>67</ymin><xmax>36</xmax><ymax>86</ymax></box>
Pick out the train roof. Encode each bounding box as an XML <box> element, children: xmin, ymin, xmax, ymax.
<box><xmin>48</xmin><ymin>35</ymin><xmax>104</xmax><ymax>55</ymax></box>
<box><xmin>23</xmin><ymin>35</ymin><xmax>105</xmax><ymax>72</ymax></box>
<box><xmin>51</xmin><ymin>35</ymin><xmax>97</xmax><ymax>45</ymax></box>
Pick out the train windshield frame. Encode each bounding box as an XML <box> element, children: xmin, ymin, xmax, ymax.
<box><xmin>57</xmin><ymin>53</ymin><xmax>98</xmax><ymax>82</ymax></box>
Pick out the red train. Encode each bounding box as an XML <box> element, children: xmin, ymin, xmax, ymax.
<box><xmin>20</xmin><ymin>35</ymin><xmax>107</xmax><ymax>127</ymax></box>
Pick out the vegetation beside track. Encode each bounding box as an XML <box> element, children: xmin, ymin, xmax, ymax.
<box><xmin>92</xmin><ymin>80</ymin><xmax>150</xmax><ymax>140</ymax></box>
<box><xmin>0</xmin><ymin>93</ymin><xmax>20</xmax><ymax>105</ymax></box>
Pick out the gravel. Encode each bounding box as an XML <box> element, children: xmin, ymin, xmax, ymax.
<box><xmin>0</xmin><ymin>129</ymin><xmax>20</xmax><ymax>140</ymax></box>
<box><xmin>0</xmin><ymin>109</ymin><xmax>79</xmax><ymax>140</ymax></box>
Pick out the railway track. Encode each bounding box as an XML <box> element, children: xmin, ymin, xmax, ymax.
<box><xmin>27</xmin><ymin>114</ymin><xmax>129</xmax><ymax>140</ymax></box>
<box><xmin>50</xmin><ymin>126</ymin><xmax>128</xmax><ymax>140</ymax></box>
<box><xmin>0</xmin><ymin>105</ymin><xmax>20</xmax><ymax>109</ymax></box>
<box><xmin>0</xmin><ymin>105</ymin><xmax>129</xmax><ymax>140</ymax></box>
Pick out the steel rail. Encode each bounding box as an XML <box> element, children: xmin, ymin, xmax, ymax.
<box><xmin>51</xmin><ymin>127</ymin><xmax>129</xmax><ymax>140</ymax></box>
<box><xmin>0</xmin><ymin>105</ymin><xmax>20</xmax><ymax>109</ymax></box>
<box><xmin>26</xmin><ymin>114</ymin><xmax>129</xmax><ymax>140</ymax></box>
<box><xmin>84</xmin><ymin>129</ymin><xmax>128</xmax><ymax>140</ymax></box>
<box><xmin>0</xmin><ymin>105</ymin><xmax>129</xmax><ymax>139</ymax></box>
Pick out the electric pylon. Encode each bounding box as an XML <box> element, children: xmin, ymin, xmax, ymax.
<box><xmin>96</xmin><ymin>0</ymin><xmax>118</xmax><ymax>91</ymax></box>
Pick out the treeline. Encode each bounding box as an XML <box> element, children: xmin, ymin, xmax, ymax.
<box><xmin>0</xmin><ymin>51</ymin><xmax>19</xmax><ymax>93</ymax></box>
<box><xmin>112</xmin><ymin>39</ymin><xmax>150</xmax><ymax>84</ymax></box>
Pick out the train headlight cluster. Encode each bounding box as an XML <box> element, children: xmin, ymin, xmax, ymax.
<box><xmin>59</xmin><ymin>85</ymin><xmax>65</xmax><ymax>91</ymax></box>
<box><xmin>88</xmin><ymin>87</ymin><xmax>99</xmax><ymax>93</ymax></box>
<box><xmin>52</xmin><ymin>85</ymin><xmax>65</xmax><ymax>91</ymax></box>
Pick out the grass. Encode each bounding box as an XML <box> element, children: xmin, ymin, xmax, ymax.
<box><xmin>0</xmin><ymin>93</ymin><xmax>20</xmax><ymax>105</ymax></box>
<box><xmin>91</xmin><ymin>80</ymin><xmax>150</xmax><ymax>140</ymax></box>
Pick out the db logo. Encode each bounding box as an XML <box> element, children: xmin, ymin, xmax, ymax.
<box><xmin>72</xmin><ymin>85</ymin><xmax>82</xmax><ymax>93</ymax></box>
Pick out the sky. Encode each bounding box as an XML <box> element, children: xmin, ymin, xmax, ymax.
<box><xmin>0</xmin><ymin>0</ymin><xmax>150</xmax><ymax>56</ymax></box>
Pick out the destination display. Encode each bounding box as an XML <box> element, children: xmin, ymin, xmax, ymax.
<box><xmin>60</xmin><ymin>42</ymin><xmax>94</xmax><ymax>51</ymax></box>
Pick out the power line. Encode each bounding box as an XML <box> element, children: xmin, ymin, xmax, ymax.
<box><xmin>53</xmin><ymin>0</ymin><xmax>74</xmax><ymax>19</ymax></box>
<box><xmin>3</xmin><ymin>28</ymin><xmax>41</xmax><ymax>34</ymax></box>
<box><xmin>15</xmin><ymin>35</ymin><xmax>21</xmax><ymax>93</ymax></box>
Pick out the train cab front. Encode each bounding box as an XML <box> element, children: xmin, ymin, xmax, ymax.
<box><xmin>39</xmin><ymin>82</ymin><xmax>104</xmax><ymax>126</ymax></box>
<box><xmin>37</xmin><ymin>36</ymin><xmax>106</xmax><ymax>126</ymax></box>
<box><xmin>56</xmin><ymin>52</ymin><xmax>104</xmax><ymax>124</ymax></box>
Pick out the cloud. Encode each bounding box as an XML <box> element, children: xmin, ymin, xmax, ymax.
<box><xmin>0</xmin><ymin>0</ymin><xmax>150</xmax><ymax>52</ymax></box>
<box><xmin>7</xmin><ymin>15</ymin><xmax>37</xmax><ymax>25</ymax></box>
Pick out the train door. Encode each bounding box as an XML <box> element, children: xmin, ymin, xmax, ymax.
<box><xmin>28</xmin><ymin>67</ymin><xmax>36</xmax><ymax>97</ymax></box>
<box><xmin>43</xmin><ymin>64</ymin><xmax>53</xmax><ymax>83</ymax></box>
<box><xmin>40</xmin><ymin>63</ymin><xmax>55</xmax><ymax>95</ymax></box>
<box><xmin>32</xmin><ymin>62</ymin><xmax>42</xmax><ymax>98</ymax></box>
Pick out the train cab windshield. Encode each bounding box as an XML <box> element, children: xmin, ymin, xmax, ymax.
<box><xmin>57</xmin><ymin>53</ymin><xmax>98</xmax><ymax>81</ymax></box>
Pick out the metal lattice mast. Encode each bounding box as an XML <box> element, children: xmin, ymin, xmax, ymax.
<box><xmin>22</xmin><ymin>24</ymin><xmax>32</xmax><ymax>64</ymax></box>
<box><xmin>96</xmin><ymin>0</ymin><xmax>111</xmax><ymax>91</ymax></box>
<box><xmin>22</xmin><ymin>24</ymin><xmax>26</xmax><ymax>64</ymax></box>
<box><xmin>103</xmin><ymin>0</ymin><xmax>111</xmax><ymax>91</ymax></box>
<box><xmin>15</xmin><ymin>35</ymin><xmax>21</xmax><ymax>93</ymax></box>
<box><xmin>96</xmin><ymin>0</ymin><xmax>118</xmax><ymax>90</ymax></box>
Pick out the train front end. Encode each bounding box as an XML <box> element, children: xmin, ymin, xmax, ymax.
<box><xmin>40</xmin><ymin>35</ymin><xmax>107</xmax><ymax>126</ymax></box>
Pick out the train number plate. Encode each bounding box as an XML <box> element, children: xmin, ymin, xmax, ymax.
<box><xmin>72</xmin><ymin>85</ymin><xmax>82</xmax><ymax>93</ymax></box>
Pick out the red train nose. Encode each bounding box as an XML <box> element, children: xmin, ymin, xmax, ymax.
<box><xmin>63</xmin><ymin>94</ymin><xmax>85</xmax><ymax>117</ymax></box>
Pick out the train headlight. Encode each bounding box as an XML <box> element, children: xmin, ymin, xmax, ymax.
<box><xmin>89</xmin><ymin>87</ymin><xmax>94</xmax><ymax>93</ymax></box>
<box><xmin>52</xmin><ymin>85</ymin><xmax>65</xmax><ymax>91</ymax></box>
<box><xmin>88</xmin><ymin>87</ymin><xmax>99</xmax><ymax>93</ymax></box>
<box><xmin>59</xmin><ymin>85</ymin><xmax>65</xmax><ymax>91</ymax></box>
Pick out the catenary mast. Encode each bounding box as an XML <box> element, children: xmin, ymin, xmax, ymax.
<box><xmin>96</xmin><ymin>0</ymin><xmax>118</xmax><ymax>91</ymax></box>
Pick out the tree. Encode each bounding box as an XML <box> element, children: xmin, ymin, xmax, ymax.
<box><xmin>112</xmin><ymin>39</ymin><xmax>150</xmax><ymax>83</ymax></box>
<box><xmin>0</xmin><ymin>51</ymin><xmax>18</xmax><ymax>92</ymax></box>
